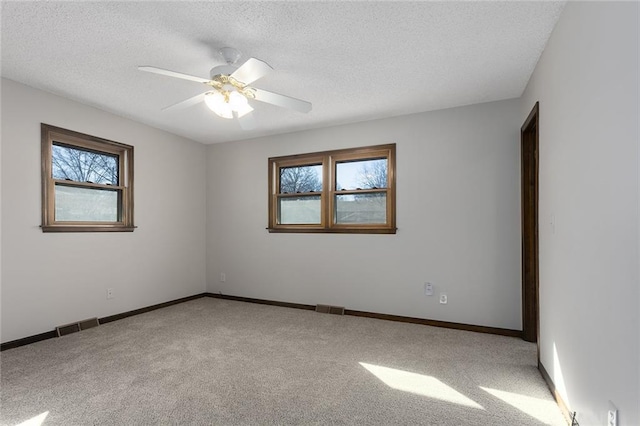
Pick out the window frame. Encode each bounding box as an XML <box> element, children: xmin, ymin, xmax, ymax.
<box><xmin>268</xmin><ymin>144</ymin><xmax>396</xmax><ymax>234</ymax></box>
<box><xmin>41</xmin><ymin>124</ymin><xmax>135</xmax><ymax>233</ymax></box>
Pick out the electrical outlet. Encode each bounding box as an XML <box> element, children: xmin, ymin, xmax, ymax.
<box><xmin>106</xmin><ymin>288</ymin><xmax>114</xmax><ymax>299</ymax></box>
<box><xmin>424</xmin><ymin>282</ymin><xmax>434</xmax><ymax>296</ymax></box>
<box><xmin>220</xmin><ymin>273</ymin><xmax>226</xmax><ymax>283</ymax></box>
<box><xmin>608</xmin><ymin>410</ymin><xmax>617</xmax><ymax>426</ymax></box>
<box><xmin>439</xmin><ymin>293</ymin><xmax>448</xmax><ymax>304</ymax></box>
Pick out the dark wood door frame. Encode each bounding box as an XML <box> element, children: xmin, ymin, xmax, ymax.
<box><xmin>521</xmin><ymin>102</ymin><xmax>539</xmax><ymax>348</ymax></box>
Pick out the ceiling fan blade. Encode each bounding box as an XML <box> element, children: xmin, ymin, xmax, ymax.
<box><xmin>231</xmin><ymin>58</ymin><xmax>273</xmax><ymax>85</ymax></box>
<box><xmin>236</xmin><ymin>110</ymin><xmax>257</xmax><ymax>130</ymax></box>
<box><xmin>161</xmin><ymin>92</ymin><xmax>206</xmax><ymax>111</ymax></box>
<box><xmin>138</xmin><ymin>66</ymin><xmax>210</xmax><ymax>84</ymax></box>
<box><xmin>252</xmin><ymin>88</ymin><xmax>312</xmax><ymax>113</ymax></box>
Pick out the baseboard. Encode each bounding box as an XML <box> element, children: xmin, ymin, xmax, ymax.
<box><xmin>0</xmin><ymin>293</ymin><xmax>208</xmax><ymax>351</ymax></box>
<box><xmin>539</xmin><ymin>360</ymin><xmax>573</xmax><ymax>424</ymax></box>
<box><xmin>0</xmin><ymin>330</ymin><xmax>59</xmax><ymax>351</ymax></box>
<box><xmin>206</xmin><ymin>293</ymin><xmax>521</xmax><ymax>338</ymax></box>
<box><xmin>99</xmin><ymin>293</ymin><xmax>207</xmax><ymax>324</ymax></box>
<box><xmin>345</xmin><ymin>309</ymin><xmax>521</xmax><ymax>337</ymax></box>
<box><xmin>207</xmin><ymin>293</ymin><xmax>316</xmax><ymax>311</ymax></box>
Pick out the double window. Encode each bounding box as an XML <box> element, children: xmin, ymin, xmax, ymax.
<box><xmin>41</xmin><ymin>124</ymin><xmax>134</xmax><ymax>232</ymax></box>
<box><xmin>268</xmin><ymin>144</ymin><xmax>396</xmax><ymax>233</ymax></box>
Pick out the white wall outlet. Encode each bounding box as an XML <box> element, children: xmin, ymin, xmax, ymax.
<box><xmin>607</xmin><ymin>409</ymin><xmax>617</xmax><ymax>426</ymax></box>
<box><xmin>220</xmin><ymin>273</ymin><xmax>226</xmax><ymax>283</ymax></box>
<box><xmin>106</xmin><ymin>288</ymin><xmax>114</xmax><ymax>299</ymax></box>
<box><xmin>439</xmin><ymin>293</ymin><xmax>448</xmax><ymax>304</ymax></box>
<box><xmin>424</xmin><ymin>282</ymin><xmax>434</xmax><ymax>296</ymax></box>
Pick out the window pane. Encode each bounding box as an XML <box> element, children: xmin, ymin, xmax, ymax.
<box><xmin>336</xmin><ymin>158</ymin><xmax>387</xmax><ymax>190</ymax></box>
<box><xmin>335</xmin><ymin>192</ymin><xmax>386</xmax><ymax>224</ymax></box>
<box><xmin>279</xmin><ymin>165</ymin><xmax>322</xmax><ymax>193</ymax></box>
<box><xmin>55</xmin><ymin>185</ymin><xmax>120</xmax><ymax>222</ymax></box>
<box><xmin>278</xmin><ymin>196</ymin><xmax>321</xmax><ymax>224</ymax></box>
<box><xmin>52</xmin><ymin>143</ymin><xmax>118</xmax><ymax>185</ymax></box>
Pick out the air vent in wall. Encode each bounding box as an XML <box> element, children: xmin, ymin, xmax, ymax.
<box><xmin>316</xmin><ymin>304</ymin><xmax>345</xmax><ymax>315</ymax></box>
<box><xmin>79</xmin><ymin>317</ymin><xmax>100</xmax><ymax>330</ymax></box>
<box><xmin>56</xmin><ymin>322</ymin><xmax>81</xmax><ymax>337</ymax></box>
<box><xmin>56</xmin><ymin>317</ymin><xmax>100</xmax><ymax>337</ymax></box>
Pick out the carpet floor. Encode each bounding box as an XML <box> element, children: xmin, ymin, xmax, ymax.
<box><xmin>1</xmin><ymin>297</ymin><xmax>566</xmax><ymax>425</ymax></box>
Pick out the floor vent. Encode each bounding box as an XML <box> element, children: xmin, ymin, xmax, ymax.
<box><xmin>56</xmin><ymin>323</ymin><xmax>80</xmax><ymax>337</ymax></box>
<box><xmin>79</xmin><ymin>317</ymin><xmax>100</xmax><ymax>330</ymax></box>
<box><xmin>316</xmin><ymin>304</ymin><xmax>345</xmax><ymax>315</ymax></box>
<box><xmin>56</xmin><ymin>317</ymin><xmax>99</xmax><ymax>337</ymax></box>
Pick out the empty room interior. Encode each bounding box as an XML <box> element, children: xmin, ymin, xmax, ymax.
<box><xmin>1</xmin><ymin>1</ymin><xmax>638</xmax><ymax>425</ymax></box>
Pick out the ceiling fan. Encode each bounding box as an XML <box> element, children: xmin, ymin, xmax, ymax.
<box><xmin>138</xmin><ymin>47</ymin><xmax>312</xmax><ymax>130</ymax></box>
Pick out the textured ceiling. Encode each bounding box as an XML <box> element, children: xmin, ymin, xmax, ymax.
<box><xmin>1</xmin><ymin>1</ymin><xmax>565</xmax><ymax>144</ymax></box>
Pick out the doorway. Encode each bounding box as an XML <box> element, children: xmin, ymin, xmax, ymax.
<box><xmin>521</xmin><ymin>102</ymin><xmax>539</xmax><ymax>344</ymax></box>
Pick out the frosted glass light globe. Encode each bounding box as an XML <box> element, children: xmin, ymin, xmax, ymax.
<box><xmin>228</xmin><ymin>91</ymin><xmax>248</xmax><ymax>110</ymax></box>
<box><xmin>205</xmin><ymin>91</ymin><xmax>233</xmax><ymax>119</ymax></box>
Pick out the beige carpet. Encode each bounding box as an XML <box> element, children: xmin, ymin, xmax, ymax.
<box><xmin>1</xmin><ymin>297</ymin><xmax>566</xmax><ymax>425</ymax></box>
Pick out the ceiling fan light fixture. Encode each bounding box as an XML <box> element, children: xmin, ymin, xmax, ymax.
<box><xmin>139</xmin><ymin>48</ymin><xmax>312</xmax><ymax>130</ymax></box>
<box><xmin>204</xmin><ymin>91</ymin><xmax>233</xmax><ymax>119</ymax></box>
<box><xmin>204</xmin><ymin>91</ymin><xmax>224</xmax><ymax>108</ymax></box>
<box><xmin>228</xmin><ymin>90</ymin><xmax>248</xmax><ymax>109</ymax></box>
<box><xmin>217</xmin><ymin>106</ymin><xmax>234</xmax><ymax>119</ymax></box>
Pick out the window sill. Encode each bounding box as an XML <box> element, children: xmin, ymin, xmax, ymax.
<box><xmin>41</xmin><ymin>225</ymin><xmax>136</xmax><ymax>233</ymax></box>
<box><xmin>267</xmin><ymin>227</ymin><xmax>397</xmax><ymax>234</ymax></box>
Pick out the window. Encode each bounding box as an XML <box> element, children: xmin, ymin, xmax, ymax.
<box><xmin>268</xmin><ymin>144</ymin><xmax>396</xmax><ymax>234</ymax></box>
<box><xmin>41</xmin><ymin>124</ymin><xmax>134</xmax><ymax>232</ymax></box>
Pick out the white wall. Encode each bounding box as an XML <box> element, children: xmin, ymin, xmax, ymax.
<box><xmin>520</xmin><ymin>2</ymin><xmax>639</xmax><ymax>425</ymax></box>
<box><xmin>1</xmin><ymin>79</ymin><xmax>207</xmax><ymax>343</ymax></box>
<box><xmin>207</xmin><ymin>99</ymin><xmax>522</xmax><ymax>330</ymax></box>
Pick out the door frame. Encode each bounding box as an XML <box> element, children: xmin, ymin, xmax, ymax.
<box><xmin>521</xmin><ymin>102</ymin><xmax>539</xmax><ymax>352</ymax></box>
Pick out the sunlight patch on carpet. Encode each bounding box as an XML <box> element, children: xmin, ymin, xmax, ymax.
<box><xmin>359</xmin><ymin>362</ymin><xmax>484</xmax><ymax>409</ymax></box>
<box><xmin>15</xmin><ymin>411</ymin><xmax>49</xmax><ymax>426</ymax></box>
<box><xmin>481</xmin><ymin>386</ymin><xmax>559</xmax><ymax>423</ymax></box>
